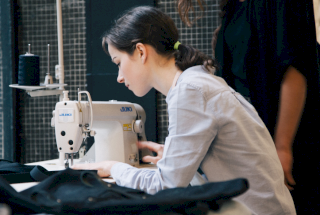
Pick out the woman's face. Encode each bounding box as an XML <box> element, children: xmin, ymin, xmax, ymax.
<box><xmin>108</xmin><ymin>43</ymin><xmax>152</xmax><ymax>97</ymax></box>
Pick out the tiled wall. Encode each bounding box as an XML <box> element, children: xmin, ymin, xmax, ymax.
<box><xmin>17</xmin><ymin>0</ymin><xmax>86</xmax><ymax>163</ymax></box>
<box><xmin>0</xmin><ymin>0</ymin><xmax>219</xmax><ymax>161</ymax></box>
<box><xmin>157</xmin><ymin>0</ymin><xmax>220</xmax><ymax>144</ymax></box>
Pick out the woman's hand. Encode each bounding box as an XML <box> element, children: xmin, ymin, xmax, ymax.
<box><xmin>72</xmin><ymin>161</ymin><xmax>119</xmax><ymax>178</ymax></box>
<box><xmin>276</xmin><ymin>147</ymin><xmax>295</xmax><ymax>190</ymax></box>
<box><xmin>137</xmin><ymin>141</ymin><xmax>164</xmax><ymax>164</ymax></box>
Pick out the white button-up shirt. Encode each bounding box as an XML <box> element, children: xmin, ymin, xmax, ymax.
<box><xmin>111</xmin><ymin>65</ymin><xmax>296</xmax><ymax>215</ymax></box>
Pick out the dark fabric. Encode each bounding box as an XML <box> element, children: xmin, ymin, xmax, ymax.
<box><xmin>0</xmin><ymin>159</ymin><xmax>36</xmax><ymax>174</ymax></box>
<box><xmin>0</xmin><ymin>160</ymin><xmax>59</xmax><ymax>183</ymax></box>
<box><xmin>0</xmin><ymin>168</ymin><xmax>249</xmax><ymax>215</ymax></box>
<box><xmin>216</xmin><ymin>0</ymin><xmax>319</xmax><ymax>136</ymax></box>
<box><xmin>215</xmin><ymin>0</ymin><xmax>320</xmax><ymax>214</ymax></box>
<box><xmin>223</xmin><ymin>0</ymin><xmax>251</xmax><ymax>97</ymax></box>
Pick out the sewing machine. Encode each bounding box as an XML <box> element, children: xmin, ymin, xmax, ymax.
<box><xmin>51</xmin><ymin>90</ymin><xmax>149</xmax><ymax>167</ymax></box>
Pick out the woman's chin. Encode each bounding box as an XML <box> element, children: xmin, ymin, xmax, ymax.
<box><xmin>133</xmin><ymin>90</ymin><xmax>149</xmax><ymax>97</ymax></box>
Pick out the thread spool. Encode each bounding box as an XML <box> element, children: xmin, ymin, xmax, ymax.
<box><xmin>18</xmin><ymin>44</ymin><xmax>40</xmax><ymax>86</ymax></box>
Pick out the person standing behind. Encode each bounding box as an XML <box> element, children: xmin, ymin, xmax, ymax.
<box><xmin>177</xmin><ymin>0</ymin><xmax>320</xmax><ymax>214</ymax></box>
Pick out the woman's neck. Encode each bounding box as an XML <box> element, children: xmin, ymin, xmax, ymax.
<box><xmin>150</xmin><ymin>56</ymin><xmax>182</xmax><ymax>96</ymax></box>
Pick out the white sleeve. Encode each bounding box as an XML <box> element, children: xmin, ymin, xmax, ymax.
<box><xmin>111</xmin><ymin>83</ymin><xmax>218</xmax><ymax>194</ymax></box>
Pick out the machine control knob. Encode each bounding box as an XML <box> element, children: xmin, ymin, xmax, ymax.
<box><xmin>68</xmin><ymin>140</ymin><xmax>73</xmax><ymax>145</ymax></box>
<box><xmin>133</xmin><ymin>120</ymin><xmax>144</xmax><ymax>134</ymax></box>
<box><xmin>61</xmin><ymin>131</ymin><xmax>66</xmax><ymax>136</ymax></box>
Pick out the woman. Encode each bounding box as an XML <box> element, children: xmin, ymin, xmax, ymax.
<box><xmin>73</xmin><ymin>6</ymin><xmax>295</xmax><ymax>214</ymax></box>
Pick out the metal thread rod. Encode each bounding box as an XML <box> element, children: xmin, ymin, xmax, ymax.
<box><xmin>71</xmin><ymin>153</ymin><xmax>74</xmax><ymax>166</ymax></box>
<box><xmin>47</xmin><ymin>44</ymin><xmax>50</xmax><ymax>75</ymax></box>
<box><xmin>28</xmin><ymin>44</ymin><xmax>31</xmax><ymax>54</ymax></box>
<box><xmin>57</xmin><ymin>0</ymin><xmax>65</xmax><ymax>86</ymax></box>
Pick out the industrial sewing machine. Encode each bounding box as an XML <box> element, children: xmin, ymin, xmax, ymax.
<box><xmin>51</xmin><ymin>90</ymin><xmax>150</xmax><ymax>167</ymax></box>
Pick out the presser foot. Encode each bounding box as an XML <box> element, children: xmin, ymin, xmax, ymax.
<box><xmin>64</xmin><ymin>153</ymin><xmax>74</xmax><ymax>168</ymax></box>
<box><xmin>65</xmin><ymin>160</ymin><xmax>69</xmax><ymax>168</ymax></box>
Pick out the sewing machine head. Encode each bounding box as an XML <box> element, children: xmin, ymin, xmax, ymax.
<box><xmin>51</xmin><ymin>91</ymin><xmax>149</xmax><ymax>167</ymax></box>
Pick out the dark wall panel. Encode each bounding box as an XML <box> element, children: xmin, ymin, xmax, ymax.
<box><xmin>86</xmin><ymin>0</ymin><xmax>157</xmax><ymax>142</ymax></box>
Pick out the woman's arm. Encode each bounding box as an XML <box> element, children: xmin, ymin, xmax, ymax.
<box><xmin>76</xmin><ymin>83</ymin><xmax>217</xmax><ymax>194</ymax></box>
<box><xmin>274</xmin><ymin>66</ymin><xmax>307</xmax><ymax>190</ymax></box>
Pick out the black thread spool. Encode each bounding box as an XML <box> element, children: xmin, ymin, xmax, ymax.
<box><xmin>18</xmin><ymin>46</ymin><xmax>40</xmax><ymax>86</ymax></box>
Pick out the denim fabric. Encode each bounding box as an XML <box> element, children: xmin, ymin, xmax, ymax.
<box><xmin>0</xmin><ymin>168</ymin><xmax>248</xmax><ymax>215</ymax></box>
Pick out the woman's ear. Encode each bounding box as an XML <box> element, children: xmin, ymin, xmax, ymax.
<box><xmin>136</xmin><ymin>43</ymin><xmax>147</xmax><ymax>64</ymax></box>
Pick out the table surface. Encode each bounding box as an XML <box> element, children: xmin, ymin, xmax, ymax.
<box><xmin>9</xmin><ymin>159</ymin><xmax>156</xmax><ymax>192</ymax></box>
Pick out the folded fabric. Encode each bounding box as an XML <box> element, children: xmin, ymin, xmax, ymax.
<box><xmin>0</xmin><ymin>168</ymin><xmax>249</xmax><ymax>215</ymax></box>
<box><xmin>0</xmin><ymin>159</ymin><xmax>59</xmax><ymax>183</ymax></box>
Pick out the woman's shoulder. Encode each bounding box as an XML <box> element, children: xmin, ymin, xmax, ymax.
<box><xmin>178</xmin><ymin>65</ymin><xmax>230</xmax><ymax>93</ymax></box>
<box><xmin>165</xmin><ymin>65</ymin><xmax>233</xmax><ymax>105</ymax></box>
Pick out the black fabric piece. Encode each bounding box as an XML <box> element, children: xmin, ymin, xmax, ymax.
<box><xmin>0</xmin><ymin>160</ymin><xmax>96</xmax><ymax>183</ymax></box>
<box><xmin>30</xmin><ymin>166</ymin><xmax>54</xmax><ymax>181</ymax></box>
<box><xmin>0</xmin><ymin>168</ymin><xmax>249</xmax><ymax>215</ymax></box>
<box><xmin>0</xmin><ymin>159</ymin><xmax>36</xmax><ymax>174</ymax></box>
<box><xmin>0</xmin><ymin>160</ymin><xmax>58</xmax><ymax>183</ymax></box>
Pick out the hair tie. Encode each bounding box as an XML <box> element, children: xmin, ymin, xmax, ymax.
<box><xmin>174</xmin><ymin>41</ymin><xmax>181</xmax><ymax>50</ymax></box>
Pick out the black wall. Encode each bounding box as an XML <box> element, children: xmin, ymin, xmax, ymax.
<box><xmin>85</xmin><ymin>0</ymin><xmax>157</xmax><ymax>142</ymax></box>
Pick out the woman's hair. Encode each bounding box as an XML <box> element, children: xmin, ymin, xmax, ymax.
<box><xmin>177</xmin><ymin>0</ymin><xmax>229</xmax><ymax>26</ymax></box>
<box><xmin>177</xmin><ymin>0</ymin><xmax>229</xmax><ymax>58</ymax></box>
<box><xmin>177</xmin><ymin>0</ymin><xmax>206</xmax><ymax>27</ymax></box>
<box><xmin>102</xmin><ymin>6</ymin><xmax>215</xmax><ymax>72</ymax></box>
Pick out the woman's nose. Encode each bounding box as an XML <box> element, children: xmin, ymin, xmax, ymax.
<box><xmin>117</xmin><ymin>72</ymin><xmax>125</xmax><ymax>83</ymax></box>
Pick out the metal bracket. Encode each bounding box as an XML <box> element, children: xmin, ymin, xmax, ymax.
<box><xmin>27</xmin><ymin>89</ymin><xmax>64</xmax><ymax>97</ymax></box>
<box><xmin>55</xmin><ymin>64</ymin><xmax>64</xmax><ymax>79</ymax></box>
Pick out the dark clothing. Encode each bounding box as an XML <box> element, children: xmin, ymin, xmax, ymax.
<box><xmin>215</xmin><ymin>0</ymin><xmax>320</xmax><ymax>214</ymax></box>
<box><xmin>0</xmin><ymin>168</ymin><xmax>249</xmax><ymax>215</ymax></box>
<box><xmin>223</xmin><ymin>0</ymin><xmax>251</xmax><ymax>97</ymax></box>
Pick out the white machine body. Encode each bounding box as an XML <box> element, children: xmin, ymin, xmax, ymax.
<box><xmin>51</xmin><ymin>91</ymin><xmax>148</xmax><ymax>167</ymax></box>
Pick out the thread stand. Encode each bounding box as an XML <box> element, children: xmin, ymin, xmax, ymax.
<box><xmin>9</xmin><ymin>84</ymin><xmax>67</xmax><ymax>97</ymax></box>
<box><xmin>10</xmin><ymin>43</ymin><xmax>67</xmax><ymax>97</ymax></box>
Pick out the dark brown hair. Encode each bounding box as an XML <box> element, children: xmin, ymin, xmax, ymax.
<box><xmin>102</xmin><ymin>6</ymin><xmax>215</xmax><ymax>72</ymax></box>
<box><xmin>177</xmin><ymin>0</ymin><xmax>206</xmax><ymax>27</ymax></box>
<box><xmin>177</xmin><ymin>0</ymin><xmax>229</xmax><ymax>26</ymax></box>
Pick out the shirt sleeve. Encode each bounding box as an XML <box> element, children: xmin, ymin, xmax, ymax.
<box><xmin>111</xmin><ymin>82</ymin><xmax>218</xmax><ymax>194</ymax></box>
